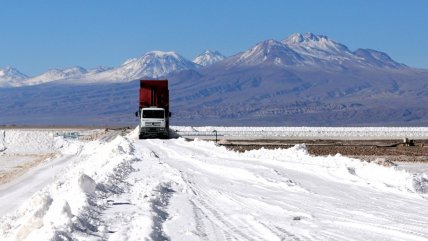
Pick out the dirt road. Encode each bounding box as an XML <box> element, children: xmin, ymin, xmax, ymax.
<box><xmin>223</xmin><ymin>139</ymin><xmax>428</xmax><ymax>163</ymax></box>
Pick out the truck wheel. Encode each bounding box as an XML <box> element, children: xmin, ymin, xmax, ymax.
<box><xmin>139</xmin><ymin>134</ymin><xmax>145</xmax><ymax>139</ymax></box>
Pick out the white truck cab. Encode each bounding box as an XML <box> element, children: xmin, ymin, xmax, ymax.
<box><xmin>139</xmin><ymin>107</ymin><xmax>168</xmax><ymax>138</ymax></box>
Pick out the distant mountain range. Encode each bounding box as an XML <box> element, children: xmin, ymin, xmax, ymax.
<box><xmin>1</xmin><ymin>33</ymin><xmax>427</xmax><ymax>126</ymax></box>
<box><xmin>0</xmin><ymin>50</ymin><xmax>224</xmax><ymax>87</ymax></box>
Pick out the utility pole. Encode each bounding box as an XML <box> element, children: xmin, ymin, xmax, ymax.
<box><xmin>213</xmin><ymin>130</ymin><xmax>218</xmax><ymax>143</ymax></box>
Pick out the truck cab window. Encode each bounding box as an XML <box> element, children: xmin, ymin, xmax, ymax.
<box><xmin>142</xmin><ymin>110</ymin><xmax>164</xmax><ymax>119</ymax></box>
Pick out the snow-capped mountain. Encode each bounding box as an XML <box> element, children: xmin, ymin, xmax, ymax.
<box><xmin>0</xmin><ymin>66</ymin><xmax>28</xmax><ymax>87</ymax></box>
<box><xmin>23</xmin><ymin>66</ymin><xmax>88</xmax><ymax>86</ymax></box>
<box><xmin>193</xmin><ymin>50</ymin><xmax>225</xmax><ymax>66</ymax></box>
<box><xmin>225</xmin><ymin>39</ymin><xmax>305</xmax><ymax>67</ymax></box>
<box><xmin>283</xmin><ymin>33</ymin><xmax>354</xmax><ymax>59</ymax></box>
<box><xmin>222</xmin><ymin>33</ymin><xmax>406</xmax><ymax>69</ymax></box>
<box><xmin>75</xmin><ymin>51</ymin><xmax>199</xmax><ymax>83</ymax></box>
<box><xmin>114</xmin><ymin>51</ymin><xmax>198</xmax><ymax>79</ymax></box>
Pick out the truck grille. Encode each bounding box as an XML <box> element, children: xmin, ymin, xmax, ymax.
<box><xmin>146</xmin><ymin>122</ymin><xmax>161</xmax><ymax>126</ymax></box>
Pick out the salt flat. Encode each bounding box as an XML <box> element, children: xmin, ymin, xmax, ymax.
<box><xmin>0</xmin><ymin>127</ymin><xmax>427</xmax><ymax>241</ymax></box>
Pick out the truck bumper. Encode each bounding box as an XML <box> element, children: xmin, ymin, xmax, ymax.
<box><xmin>139</xmin><ymin>127</ymin><xmax>168</xmax><ymax>139</ymax></box>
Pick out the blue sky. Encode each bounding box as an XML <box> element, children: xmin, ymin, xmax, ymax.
<box><xmin>1</xmin><ymin>0</ymin><xmax>427</xmax><ymax>75</ymax></box>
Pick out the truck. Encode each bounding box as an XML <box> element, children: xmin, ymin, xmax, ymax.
<box><xmin>135</xmin><ymin>80</ymin><xmax>171</xmax><ymax>139</ymax></box>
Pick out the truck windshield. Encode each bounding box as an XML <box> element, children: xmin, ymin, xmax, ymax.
<box><xmin>142</xmin><ymin>110</ymin><xmax>164</xmax><ymax>119</ymax></box>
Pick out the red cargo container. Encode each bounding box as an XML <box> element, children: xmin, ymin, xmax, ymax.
<box><xmin>139</xmin><ymin>80</ymin><xmax>169</xmax><ymax>114</ymax></box>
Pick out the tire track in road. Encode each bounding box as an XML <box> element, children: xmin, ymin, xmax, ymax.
<box><xmin>145</xmin><ymin>140</ymin><xmax>258</xmax><ymax>240</ymax></box>
<box><xmin>150</xmin><ymin>184</ymin><xmax>174</xmax><ymax>241</ymax></box>
<box><xmin>145</xmin><ymin>139</ymin><xmax>303</xmax><ymax>241</ymax></box>
<box><xmin>138</xmin><ymin>138</ymin><xmax>428</xmax><ymax>241</ymax></box>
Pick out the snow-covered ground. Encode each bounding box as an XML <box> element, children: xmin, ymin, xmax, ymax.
<box><xmin>0</xmin><ymin>129</ymin><xmax>104</xmax><ymax>184</ymax></box>
<box><xmin>397</xmin><ymin>162</ymin><xmax>428</xmax><ymax>174</ymax></box>
<box><xmin>0</xmin><ymin>128</ymin><xmax>428</xmax><ymax>240</ymax></box>
<box><xmin>173</xmin><ymin>126</ymin><xmax>428</xmax><ymax>140</ymax></box>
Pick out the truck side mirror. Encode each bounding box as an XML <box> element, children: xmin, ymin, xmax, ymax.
<box><xmin>135</xmin><ymin>111</ymin><xmax>139</xmax><ymax>117</ymax></box>
<box><xmin>169</xmin><ymin>112</ymin><xmax>172</xmax><ymax>117</ymax></box>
